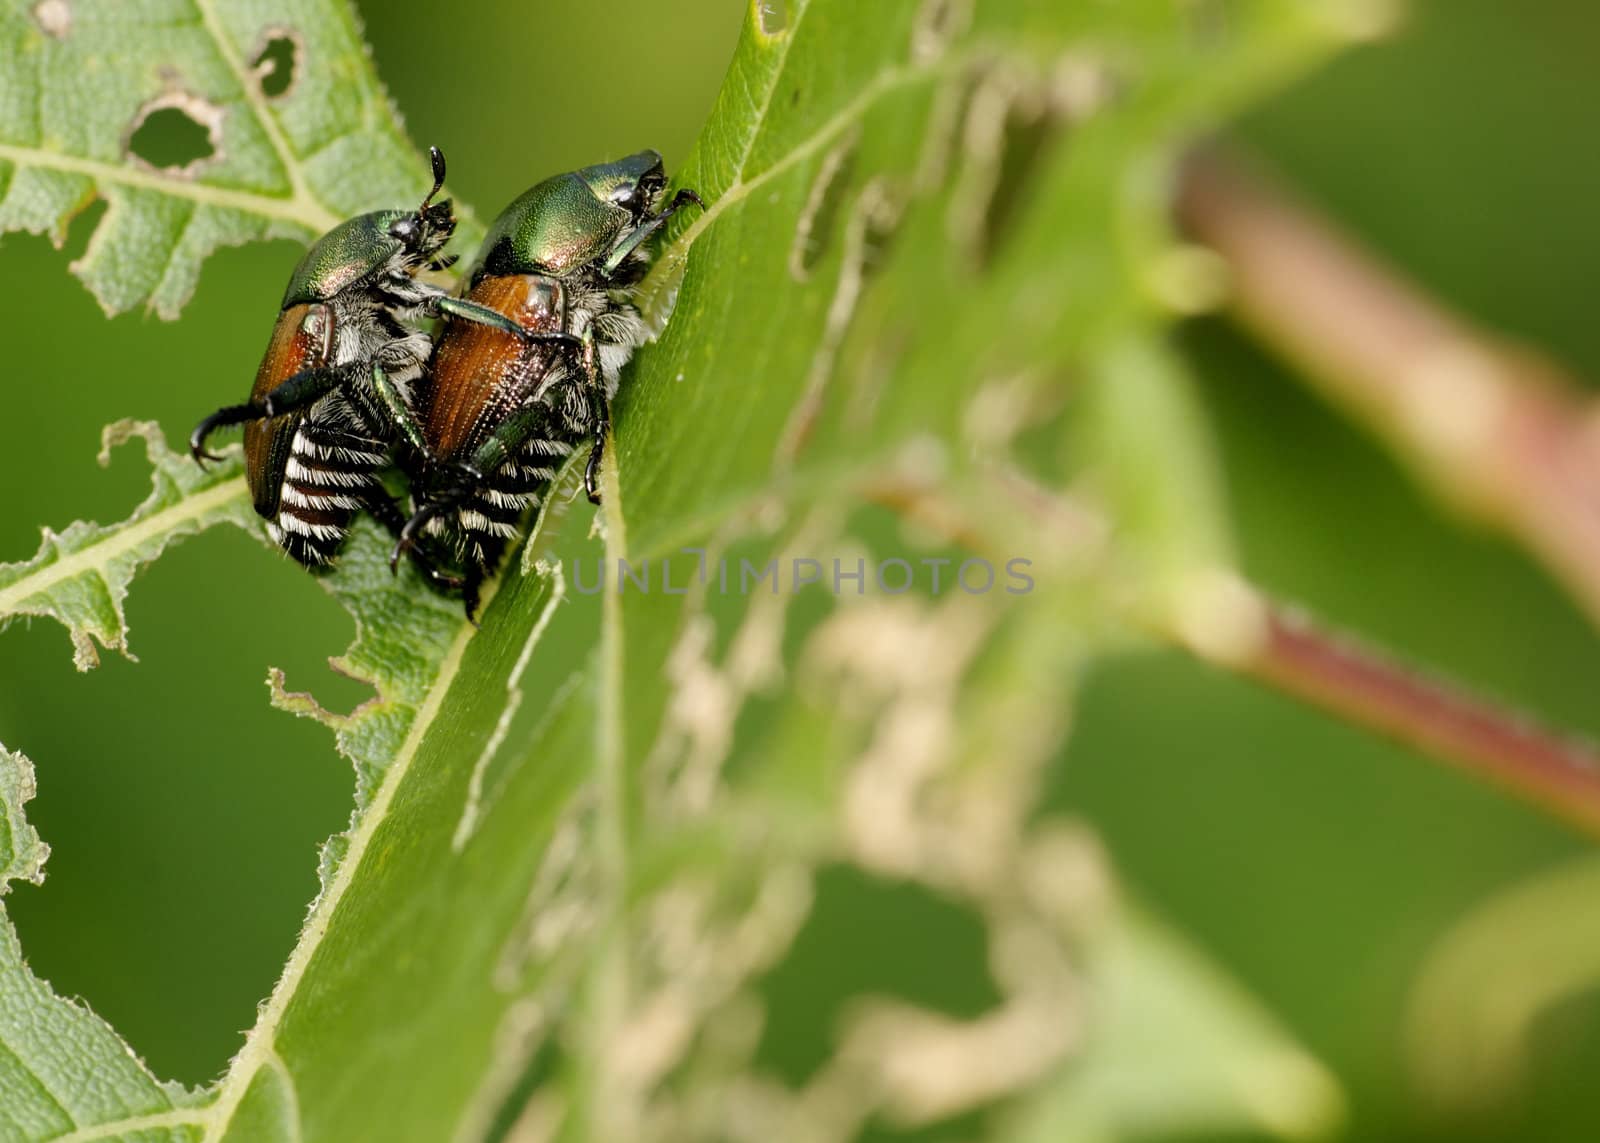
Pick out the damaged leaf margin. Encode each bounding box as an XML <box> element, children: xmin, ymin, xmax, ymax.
<box><xmin>0</xmin><ymin>743</ymin><xmax>208</xmax><ymax>1140</ymax></box>
<box><xmin>0</xmin><ymin>0</ymin><xmax>483</xmax><ymax>318</ymax></box>
<box><xmin>0</xmin><ymin>421</ymin><xmax>254</xmax><ymax>671</ymax></box>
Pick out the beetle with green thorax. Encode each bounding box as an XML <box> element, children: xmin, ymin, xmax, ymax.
<box><xmin>389</xmin><ymin>150</ymin><xmax>703</xmax><ymax>616</ymax></box>
<box><xmin>188</xmin><ymin>147</ymin><xmax>538</xmax><ymax>581</ymax></box>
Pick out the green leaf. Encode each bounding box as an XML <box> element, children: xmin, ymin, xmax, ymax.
<box><xmin>1407</xmin><ymin>855</ymin><xmax>1600</xmax><ymax>1114</ymax></box>
<box><xmin>0</xmin><ymin>744</ymin><xmax>207</xmax><ymax>1141</ymax></box>
<box><xmin>0</xmin><ymin>1</ymin><xmax>1373</xmax><ymax>1140</ymax></box>
<box><xmin>0</xmin><ymin>421</ymin><xmax>255</xmax><ymax>670</ymax></box>
<box><xmin>1005</xmin><ymin>903</ymin><xmax>1344</xmax><ymax>1142</ymax></box>
<box><xmin>0</xmin><ymin>0</ymin><xmax>480</xmax><ymax>318</ymax></box>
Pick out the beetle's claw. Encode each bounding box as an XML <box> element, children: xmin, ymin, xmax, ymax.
<box><xmin>390</xmin><ymin>506</ymin><xmax>441</xmax><ymax>576</ymax></box>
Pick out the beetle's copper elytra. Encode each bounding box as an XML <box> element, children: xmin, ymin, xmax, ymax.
<box><xmin>392</xmin><ymin>151</ymin><xmax>704</xmax><ymax>617</ymax></box>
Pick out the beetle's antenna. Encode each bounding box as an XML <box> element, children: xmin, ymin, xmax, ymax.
<box><xmin>421</xmin><ymin>146</ymin><xmax>448</xmax><ymax>211</ymax></box>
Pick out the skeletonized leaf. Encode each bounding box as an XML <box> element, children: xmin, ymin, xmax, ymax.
<box><xmin>0</xmin><ymin>421</ymin><xmax>255</xmax><ymax>670</ymax></box>
<box><xmin>0</xmin><ymin>0</ymin><xmax>479</xmax><ymax>317</ymax></box>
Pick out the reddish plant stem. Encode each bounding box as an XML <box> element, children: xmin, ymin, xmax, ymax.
<box><xmin>1246</xmin><ymin>604</ymin><xmax>1600</xmax><ymax>835</ymax></box>
<box><xmin>868</xmin><ymin>473</ymin><xmax>1600</xmax><ymax>837</ymax></box>
<box><xmin>1178</xmin><ymin>150</ymin><xmax>1600</xmax><ymax>631</ymax></box>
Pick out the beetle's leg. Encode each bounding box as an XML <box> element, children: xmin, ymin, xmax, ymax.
<box><xmin>390</xmin><ymin>501</ymin><xmax>445</xmax><ymax>574</ymax></box>
<box><xmin>191</xmin><ymin>365</ymin><xmax>349</xmax><ymax>465</ymax></box>
<box><xmin>361</xmin><ymin>483</ymin><xmax>406</xmax><ymax>537</ymax></box>
<box><xmin>389</xmin><ymin>460</ymin><xmax>483</xmax><ymax>574</ymax></box>
<box><xmin>190</xmin><ymin>403</ymin><xmax>261</xmax><ymax>465</ymax></box>
<box><xmin>579</xmin><ymin>332</ymin><xmax>609</xmax><ymax>506</ymax></box>
<box><xmin>259</xmin><ymin>364</ymin><xmax>359</xmax><ymax>418</ymax></box>
<box><xmin>431</xmin><ymin>296</ymin><xmax>583</xmax><ymax>350</ymax></box>
<box><xmin>663</xmin><ymin>187</ymin><xmax>708</xmax><ymax>216</ymax></box>
<box><xmin>422</xmin><ymin>559</ymin><xmax>467</xmax><ymax>592</ymax></box>
<box><xmin>602</xmin><ymin>188</ymin><xmax>706</xmax><ymax>277</ymax></box>
<box><xmin>432</xmin><ymin>295</ymin><xmax>525</xmax><ymax>337</ymax></box>
<box><xmin>464</xmin><ymin>405</ymin><xmax>549</xmax><ymax>478</ymax></box>
<box><xmin>461</xmin><ymin>567</ymin><xmax>486</xmax><ymax>625</ymax></box>
<box><xmin>371</xmin><ymin>363</ymin><xmax>430</xmax><ymax>456</ymax></box>
<box><xmin>362</xmin><ymin>484</ymin><xmax>464</xmax><ymax>589</ymax></box>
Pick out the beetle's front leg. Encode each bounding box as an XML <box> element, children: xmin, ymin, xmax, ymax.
<box><xmin>602</xmin><ymin>188</ymin><xmax>706</xmax><ymax>277</ymax></box>
<box><xmin>431</xmin><ymin>296</ymin><xmax>583</xmax><ymax>350</ymax></box>
<box><xmin>580</xmin><ymin>331</ymin><xmax>608</xmax><ymax>506</ymax></box>
<box><xmin>372</xmin><ymin>363</ymin><xmax>430</xmax><ymax>457</ymax></box>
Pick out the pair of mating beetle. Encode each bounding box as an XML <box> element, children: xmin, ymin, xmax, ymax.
<box><xmin>191</xmin><ymin>148</ymin><xmax>701</xmax><ymax>617</ymax></box>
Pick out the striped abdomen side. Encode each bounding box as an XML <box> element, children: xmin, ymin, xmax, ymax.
<box><xmin>425</xmin><ymin>435</ymin><xmax>574</xmax><ymax>569</ymax></box>
<box><xmin>265</xmin><ymin>408</ymin><xmax>389</xmax><ymax>567</ymax></box>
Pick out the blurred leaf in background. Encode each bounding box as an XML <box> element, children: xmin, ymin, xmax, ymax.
<box><xmin>0</xmin><ymin>0</ymin><xmax>1599</xmax><ymax>1141</ymax></box>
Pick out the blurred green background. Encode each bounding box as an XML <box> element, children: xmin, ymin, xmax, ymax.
<box><xmin>2</xmin><ymin>0</ymin><xmax>1599</xmax><ymax>1139</ymax></box>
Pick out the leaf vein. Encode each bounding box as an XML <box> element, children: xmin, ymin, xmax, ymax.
<box><xmin>0</xmin><ymin>144</ymin><xmax>336</xmax><ymax>233</ymax></box>
<box><xmin>0</xmin><ymin>477</ymin><xmax>249</xmax><ymax>619</ymax></box>
<box><xmin>191</xmin><ymin>0</ymin><xmax>316</xmax><ymax>208</ymax></box>
<box><xmin>48</xmin><ymin>1106</ymin><xmax>209</xmax><ymax>1143</ymax></box>
<box><xmin>201</xmin><ymin>580</ymin><xmax>501</xmax><ymax>1139</ymax></box>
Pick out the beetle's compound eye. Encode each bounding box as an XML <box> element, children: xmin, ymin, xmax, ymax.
<box><xmin>610</xmin><ymin>172</ymin><xmax>666</xmax><ymax>213</ymax></box>
<box><xmin>389</xmin><ymin>217</ymin><xmax>420</xmax><ymax>246</ymax></box>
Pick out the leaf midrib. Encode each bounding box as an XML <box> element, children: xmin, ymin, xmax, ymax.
<box><xmin>0</xmin><ymin>144</ymin><xmax>338</xmax><ymax>233</ymax></box>
<box><xmin>0</xmin><ymin>477</ymin><xmax>248</xmax><ymax>619</ymax></box>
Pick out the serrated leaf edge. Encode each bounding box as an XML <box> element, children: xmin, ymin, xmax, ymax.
<box><xmin>0</xmin><ymin>422</ymin><xmax>252</xmax><ymax>670</ymax></box>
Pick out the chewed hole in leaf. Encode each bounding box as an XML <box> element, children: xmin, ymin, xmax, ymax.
<box><xmin>790</xmin><ymin>135</ymin><xmax>858</xmax><ymax>281</ymax></box>
<box><xmin>757</xmin><ymin>0</ymin><xmax>789</xmax><ymax>36</ymax></box>
<box><xmin>981</xmin><ymin>97</ymin><xmax>1067</xmax><ymax>267</ymax></box>
<box><xmin>126</xmin><ymin>95</ymin><xmax>223</xmax><ymax>175</ymax></box>
<box><xmin>252</xmin><ymin>30</ymin><xmax>301</xmax><ymax>99</ymax></box>
<box><xmin>43</xmin><ymin>190</ymin><xmax>102</xmax><ymax>254</ymax></box>
<box><xmin>911</xmin><ymin>0</ymin><xmax>970</xmax><ymax>63</ymax></box>
<box><xmin>31</xmin><ymin>0</ymin><xmax>70</xmax><ymax>39</ymax></box>
<box><xmin>3</xmin><ymin>526</ymin><xmax>358</xmax><ymax>1083</ymax></box>
<box><xmin>859</xmin><ymin>180</ymin><xmax>903</xmax><ymax>276</ymax></box>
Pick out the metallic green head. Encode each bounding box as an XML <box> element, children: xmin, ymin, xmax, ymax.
<box><xmin>281</xmin><ymin>147</ymin><xmax>456</xmax><ymax>307</ymax></box>
<box><xmin>474</xmin><ymin>150</ymin><xmax>668</xmax><ymax>282</ymax></box>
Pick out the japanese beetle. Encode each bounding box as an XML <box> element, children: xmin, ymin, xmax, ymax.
<box><xmin>391</xmin><ymin>150</ymin><xmax>703</xmax><ymax>615</ymax></box>
<box><xmin>189</xmin><ymin>147</ymin><xmax>517</xmax><ymax>576</ymax></box>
